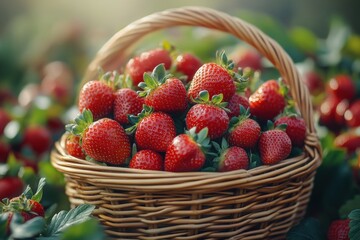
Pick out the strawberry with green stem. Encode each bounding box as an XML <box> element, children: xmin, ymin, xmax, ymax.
<box><xmin>175</xmin><ymin>53</ymin><xmax>202</xmax><ymax>82</ymax></box>
<box><xmin>126</xmin><ymin>48</ymin><xmax>172</xmax><ymax>87</ymax></box>
<box><xmin>188</xmin><ymin>51</ymin><xmax>247</xmax><ymax>103</ymax></box>
<box><xmin>165</xmin><ymin>127</ymin><xmax>211</xmax><ymax>172</ymax></box>
<box><xmin>114</xmin><ymin>88</ymin><xmax>144</xmax><ymax>125</ymax></box>
<box><xmin>78</xmin><ymin>71</ymin><xmax>117</xmax><ymax>120</ymax></box>
<box><xmin>138</xmin><ymin>64</ymin><xmax>188</xmax><ymax>114</ymax></box>
<box><xmin>66</xmin><ymin>109</ymin><xmax>131</xmax><ymax>165</ymax></box>
<box><xmin>228</xmin><ymin>105</ymin><xmax>261</xmax><ymax>149</ymax></box>
<box><xmin>65</xmin><ymin>135</ymin><xmax>86</xmax><ymax>159</ymax></box>
<box><xmin>212</xmin><ymin>138</ymin><xmax>249</xmax><ymax>172</ymax></box>
<box><xmin>258</xmin><ymin>121</ymin><xmax>292</xmax><ymax>165</ymax></box>
<box><xmin>186</xmin><ymin>90</ymin><xmax>229</xmax><ymax>140</ymax></box>
<box><xmin>0</xmin><ymin>178</ymin><xmax>46</xmax><ymax>231</ymax></box>
<box><xmin>127</xmin><ymin>105</ymin><xmax>176</xmax><ymax>152</ymax></box>
<box><xmin>249</xmin><ymin>79</ymin><xmax>287</xmax><ymax>122</ymax></box>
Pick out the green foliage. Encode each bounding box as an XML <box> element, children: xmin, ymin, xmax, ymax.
<box><xmin>287</xmin><ymin>218</ymin><xmax>324</xmax><ymax>240</ymax></box>
<box><xmin>349</xmin><ymin>209</ymin><xmax>360</xmax><ymax>240</ymax></box>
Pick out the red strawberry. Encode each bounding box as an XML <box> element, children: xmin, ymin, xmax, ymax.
<box><xmin>227</xmin><ymin>93</ymin><xmax>250</xmax><ymax>119</ymax></box>
<box><xmin>65</xmin><ymin>135</ymin><xmax>86</xmax><ymax>159</ymax></box>
<box><xmin>0</xmin><ymin>177</ymin><xmax>24</xmax><ymax>200</ymax></box>
<box><xmin>228</xmin><ymin>107</ymin><xmax>260</xmax><ymax>149</ymax></box>
<box><xmin>232</xmin><ymin>48</ymin><xmax>262</xmax><ymax>71</ymax></box>
<box><xmin>188</xmin><ymin>51</ymin><xmax>237</xmax><ymax>102</ymax></box>
<box><xmin>138</xmin><ymin>64</ymin><xmax>187</xmax><ymax>113</ymax></box>
<box><xmin>129</xmin><ymin>150</ymin><xmax>163</xmax><ymax>171</ymax></box>
<box><xmin>66</xmin><ymin>109</ymin><xmax>131</xmax><ymax>165</ymax></box>
<box><xmin>335</xmin><ymin>99</ymin><xmax>350</xmax><ymax>126</ymax></box>
<box><xmin>114</xmin><ymin>88</ymin><xmax>144</xmax><ymax>125</ymax></box>
<box><xmin>186</xmin><ymin>91</ymin><xmax>229</xmax><ymax>140</ymax></box>
<box><xmin>302</xmin><ymin>71</ymin><xmax>324</xmax><ymax>95</ymax></box>
<box><xmin>127</xmin><ymin>106</ymin><xmax>176</xmax><ymax>152</ymax></box>
<box><xmin>259</xmin><ymin>123</ymin><xmax>292</xmax><ymax>165</ymax></box>
<box><xmin>175</xmin><ymin>53</ymin><xmax>202</xmax><ymax>82</ymax></box>
<box><xmin>22</xmin><ymin>126</ymin><xmax>51</xmax><ymax>156</ymax></box>
<box><xmin>249</xmin><ymin>80</ymin><xmax>286</xmax><ymax>121</ymax></box>
<box><xmin>165</xmin><ymin>127</ymin><xmax>210</xmax><ymax>172</ymax></box>
<box><xmin>344</xmin><ymin>100</ymin><xmax>360</xmax><ymax>128</ymax></box>
<box><xmin>327</xmin><ymin>219</ymin><xmax>350</xmax><ymax>240</ymax></box>
<box><xmin>0</xmin><ymin>140</ymin><xmax>10</xmax><ymax>163</ymax></box>
<box><xmin>213</xmin><ymin>139</ymin><xmax>249</xmax><ymax>172</ymax></box>
<box><xmin>319</xmin><ymin>96</ymin><xmax>342</xmax><ymax>131</ymax></box>
<box><xmin>126</xmin><ymin>48</ymin><xmax>172</xmax><ymax>87</ymax></box>
<box><xmin>334</xmin><ymin>132</ymin><xmax>360</xmax><ymax>154</ymax></box>
<box><xmin>0</xmin><ymin>109</ymin><xmax>11</xmax><ymax>135</ymax></box>
<box><xmin>275</xmin><ymin>115</ymin><xmax>306</xmax><ymax>148</ymax></box>
<box><xmin>326</xmin><ymin>74</ymin><xmax>355</xmax><ymax>101</ymax></box>
<box><xmin>78</xmin><ymin>73</ymin><xmax>116</xmax><ymax>120</ymax></box>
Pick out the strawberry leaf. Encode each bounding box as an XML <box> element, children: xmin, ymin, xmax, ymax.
<box><xmin>43</xmin><ymin>204</ymin><xmax>95</xmax><ymax>237</ymax></box>
<box><xmin>249</xmin><ymin>153</ymin><xmax>261</xmax><ymax>169</ymax></box>
<box><xmin>198</xmin><ymin>90</ymin><xmax>210</xmax><ymax>102</ymax></box>
<box><xmin>31</xmin><ymin>177</ymin><xmax>46</xmax><ymax>202</ymax></box>
<box><xmin>10</xmin><ymin>214</ymin><xmax>45</xmax><ymax>239</ymax></box>
<box><xmin>349</xmin><ymin>209</ymin><xmax>360</xmax><ymax>240</ymax></box>
<box><xmin>340</xmin><ymin>195</ymin><xmax>360</xmax><ymax>219</ymax></box>
<box><xmin>58</xmin><ymin>218</ymin><xmax>105</xmax><ymax>240</ymax></box>
<box><xmin>0</xmin><ymin>213</ymin><xmax>8</xmax><ymax>238</ymax></box>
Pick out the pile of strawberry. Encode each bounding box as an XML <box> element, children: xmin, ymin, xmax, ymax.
<box><xmin>65</xmin><ymin>45</ymin><xmax>306</xmax><ymax>172</ymax></box>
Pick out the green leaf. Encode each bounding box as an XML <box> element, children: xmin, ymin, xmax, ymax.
<box><xmin>340</xmin><ymin>196</ymin><xmax>360</xmax><ymax>219</ymax></box>
<box><xmin>349</xmin><ymin>209</ymin><xmax>360</xmax><ymax>240</ymax></box>
<box><xmin>0</xmin><ymin>213</ymin><xmax>8</xmax><ymax>239</ymax></box>
<box><xmin>249</xmin><ymin>153</ymin><xmax>261</xmax><ymax>169</ymax></box>
<box><xmin>152</xmin><ymin>64</ymin><xmax>166</xmax><ymax>83</ymax></box>
<box><xmin>287</xmin><ymin>218</ymin><xmax>324</xmax><ymax>240</ymax></box>
<box><xmin>211</xmin><ymin>94</ymin><xmax>223</xmax><ymax>105</ymax></box>
<box><xmin>198</xmin><ymin>90</ymin><xmax>210</xmax><ymax>102</ymax></box>
<box><xmin>196</xmin><ymin>127</ymin><xmax>209</xmax><ymax>143</ymax></box>
<box><xmin>143</xmin><ymin>73</ymin><xmax>156</xmax><ymax>89</ymax></box>
<box><xmin>212</xmin><ymin>141</ymin><xmax>221</xmax><ymax>153</ymax></box>
<box><xmin>45</xmin><ymin>204</ymin><xmax>59</xmax><ymax>221</ymax></box>
<box><xmin>10</xmin><ymin>214</ymin><xmax>45</xmax><ymax>239</ymax></box>
<box><xmin>44</xmin><ymin>204</ymin><xmax>95</xmax><ymax>237</ymax></box>
<box><xmin>59</xmin><ymin>218</ymin><xmax>105</xmax><ymax>240</ymax></box>
<box><xmin>32</xmin><ymin>178</ymin><xmax>46</xmax><ymax>202</ymax></box>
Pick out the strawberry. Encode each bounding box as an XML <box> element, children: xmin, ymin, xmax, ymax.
<box><xmin>227</xmin><ymin>93</ymin><xmax>250</xmax><ymax>119</ymax></box>
<box><xmin>22</xmin><ymin>126</ymin><xmax>51</xmax><ymax>156</ymax></box>
<box><xmin>114</xmin><ymin>88</ymin><xmax>144</xmax><ymax>125</ymax></box>
<box><xmin>327</xmin><ymin>219</ymin><xmax>350</xmax><ymax>240</ymax></box>
<box><xmin>66</xmin><ymin>109</ymin><xmax>131</xmax><ymax>165</ymax></box>
<box><xmin>302</xmin><ymin>71</ymin><xmax>324</xmax><ymax>95</ymax></box>
<box><xmin>344</xmin><ymin>100</ymin><xmax>360</xmax><ymax>128</ymax></box>
<box><xmin>165</xmin><ymin>127</ymin><xmax>210</xmax><ymax>172</ymax></box>
<box><xmin>138</xmin><ymin>64</ymin><xmax>187</xmax><ymax>114</ymax></box>
<box><xmin>232</xmin><ymin>48</ymin><xmax>262</xmax><ymax>71</ymax></box>
<box><xmin>326</xmin><ymin>74</ymin><xmax>355</xmax><ymax>101</ymax></box>
<box><xmin>275</xmin><ymin>115</ymin><xmax>306</xmax><ymax>148</ymax></box>
<box><xmin>65</xmin><ymin>135</ymin><xmax>86</xmax><ymax>159</ymax></box>
<box><xmin>258</xmin><ymin>122</ymin><xmax>292</xmax><ymax>165</ymax></box>
<box><xmin>127</xmin><ymin>105</ymin><xmax>176</xmax><ymax>152</ymax></box>
<box><xmin>186</xmin><ymin>91</ymin><xmax>229</xmax><ymax>140</ymax></box>
<box><xmin>1</xmin><ymin>178</ymin><xmax>45</xmax><ymax>226</ymax></box>
<box><xmin>335</xmin><ymin>99</ymin><xmax>350</xmax><ymax>126</ymax></box>
<box><xmin>212</xmin><ymin>138</ymin><xmax>249</xmax><ymax>172</ymax></box>
<box><xmin>0</xmin><ymin>140</ymin><xmax>10</xmax><ymax>163</ymax></box>
<box><xmin>228</xmin><ymin>106</ymin><xmax>260</xmax><ymax>149</ymax></box>
<box><xmin>175</xmin><ymin>53</ymin><xmax>202</xmax><ymax>82</ymax></box>
<box><xmin>188</xmin><ymin>51</ymin><xmax>238</xmax><ymax>102</ymax></box>
<box><xmin>334</xmin><ymin>132</ymin><xmax>360</xmax><ymax>154</ymax></box>
<box><xmin>78</xmin><ymin>72</ymin><xmax>116</xmax><ymax>120</ymax></box>
<box><xmin>249</xmin><ymin>80</ymin><xmax>286</xmax><ymax>122</ymax></box>
<box><xmin>0</xmin><ymin>177</ymin><xmax>24</xmax><ymax>200</ymax></box>
<box><xmin>319</xmin><ymin>96</ymin><xmax>342</xmax><ymax>131</ymax></box>
<box><xmin>0</xmin><ymin>109</ymin><xmax>11</xmax><ymax>136</ymax></box>
<box><xmin>129</xmin><ymin>150</ymin><xmax>163</xmax><ymax>171</ymax></box>
<box><xmin>126</xmin><ymin>48</ymin><xmax>172</xmax><ymax>87</ymax></box>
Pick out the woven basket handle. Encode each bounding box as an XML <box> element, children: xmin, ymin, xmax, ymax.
<box><xmin>81</xmin><ymin>6</ymin><xmax>315</xmax><ymax>133</ymax></box>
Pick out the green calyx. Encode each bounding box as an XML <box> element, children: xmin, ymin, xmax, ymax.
<box><xmin>125</xmin><ymin>105</ymin><xmax>154</xmax><ymax>135</ymax></box>
<box><xmin>186</xmin><ymin>127</ymin><xmax>212</xmax><ymax>152</ymax></box>
<box><xmin>97</xmin><ymin>68</ymin><xmax>129</xmax><ymax>90</ymax></box>
<box><xmin>229</xmin><ymin>105</ymin><xmax>251</xmax><ymax>131</ymax></box>
<box><xmin>216</xmin><ymin>50</ymin><xmax>235</xmax><ymax>71</ymax></box>
<box><xmin>211</xmin><ymin>138</ymin><xmax>229</xmax><ymax>170</ymax></box>
<box><xmin>65</xmin><ymin>109</ymin><xmax>94</xmax><ymax>137</ymax></box>
<box><xmin>137</xmin><ymin>64</ymin><xmax>172</xmax><ymax>97</ymax></box>
<box><xmin>194</xmin><ymin>90</ymin><xmax>228</xmax><ymax>110</ymax></box>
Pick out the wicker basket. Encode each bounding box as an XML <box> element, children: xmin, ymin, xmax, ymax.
<box><xmin>51</xmin><ymin>6</ymin><xmax>322</xmax><ymax>240</ymax></box>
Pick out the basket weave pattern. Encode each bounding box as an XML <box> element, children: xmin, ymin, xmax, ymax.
<box><xmin>51</xmin><ymin>6</ymin><xmax>322</xmax><ymax>240</ymax></box>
